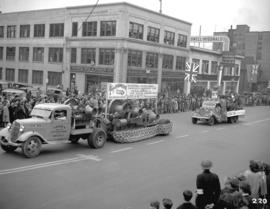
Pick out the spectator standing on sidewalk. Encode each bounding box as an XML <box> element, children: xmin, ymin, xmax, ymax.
<box><xmin>195</xmin><ymin>160</ymin><xmax>221</xmax><ymax>209</ymax></box>
<box><xmin>176</xmin><ymin>190</ymin><xmax>196</xmax><ymax>209</ymax></box>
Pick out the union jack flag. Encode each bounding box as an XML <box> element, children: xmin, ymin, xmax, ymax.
<box><xmin>185</xmin><ymin>62</ymin><xmax>199</xmax><ymax>83</ymax></box>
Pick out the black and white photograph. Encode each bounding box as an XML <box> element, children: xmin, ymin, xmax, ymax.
<box><xmin>0</xmin><ymin>0</ymin><xmax>269</xmax><ymax>208</ymax></box>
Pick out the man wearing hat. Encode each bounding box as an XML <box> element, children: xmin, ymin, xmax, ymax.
<box><xmin>195</xmin><ymin>160</ymin><xmax>221</xmax><ymax>209</ymax></box>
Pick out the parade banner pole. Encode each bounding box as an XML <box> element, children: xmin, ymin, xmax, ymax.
<box><xmin>105</xmin><ymin>83</ymin><xmax>108</xmax><ymax>119</ymax></box>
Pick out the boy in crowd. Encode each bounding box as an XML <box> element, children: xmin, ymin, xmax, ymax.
<box><xmin>176</xmin><ymin>190</ymin><xmax>196</xmax><ymax>209</ymax></box>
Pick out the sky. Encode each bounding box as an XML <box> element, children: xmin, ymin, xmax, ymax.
<box><xmin>0</xmin><ymin>0</ymin><xmax>270</xmax><ymax>35</ymax></box>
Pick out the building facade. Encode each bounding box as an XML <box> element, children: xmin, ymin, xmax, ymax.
<box><xmin>214</xmin><ymin>25</ymin><xmax>270</xmax><ymax>92</ymax></box>
<box><xmin>189</xmin><ymin>47</ymin><xmax>242</xmax><ymax>94</ymax></box>
<box><xmin>0</xmin><ymin>2</ymin><xmax>191</xmax><ymax>94</ymax></box>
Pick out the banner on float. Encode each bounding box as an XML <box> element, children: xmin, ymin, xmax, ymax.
<box><xmin>106</xmin><ymin>83</ymin><xmax>158</xmax><ymax>100</ymax></box>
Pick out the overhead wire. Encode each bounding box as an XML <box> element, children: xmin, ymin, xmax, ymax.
<box><xmin>77</xmin><ymin>0</ymin><xmax>100</xmax><ymax>34</ymax></box>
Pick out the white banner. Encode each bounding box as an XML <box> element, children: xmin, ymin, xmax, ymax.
<box><xmin>106</xmin><ymin>83</ymin><xmax>158</xmax><ymax>100</ymax></box>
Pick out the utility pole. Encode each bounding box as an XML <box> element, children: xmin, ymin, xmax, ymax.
<box><xmin>159</xmin><ymin>0</ymin><xmax>162</xmax><ymax>13</ymax></box>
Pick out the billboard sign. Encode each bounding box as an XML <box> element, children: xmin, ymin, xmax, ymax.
<box><xmin>106</xmin><ymin>83</ymin><xmax>158</xmax><ymax>100</ymax></box>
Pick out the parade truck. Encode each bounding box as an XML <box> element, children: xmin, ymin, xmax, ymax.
<box><xmin>191</xmin><ymin>98</ymin><xmax>246</xmax><ymax>126</ymax></box>
<box><xmin>0</xmin><ymin>103</ymin><xmax>107</xmax><ymax>158</ymax></box>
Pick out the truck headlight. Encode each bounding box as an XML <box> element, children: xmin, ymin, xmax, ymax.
<box><xmin>7</xmin><ymin>123</ymin><xmax>11</xmax><ymax>129</ymax></box>
<box><xmin>19</xmin><ymin>125</ymin><xmax>24</xmax><ymax>132</ymax></box>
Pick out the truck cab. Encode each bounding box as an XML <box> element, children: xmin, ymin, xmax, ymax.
<box><xmin>0</xmin><ymin>103</ymin><xmax>107</xmax><ymax>158</ymax></box>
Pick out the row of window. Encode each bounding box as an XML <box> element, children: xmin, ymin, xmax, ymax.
<box><xmin>0</xmin><ymin>67</ymin><xmax>61</xmax><ymax>85</ymax></box>
<box><xmin>129</xmin><ymin>22</ymin><xmax>187</xmax><ymax>47</ymax></box>
<box><xmin>0</xmin><ymin>46</ymin><xmax>63</xmax><ymax>63</ymax></box>
<box><xmin>0</xmin><ymin>21</ymin><xmax>116</xmax><ymax>38</ymax></box>
<box><xmin>192</xmin><ymin>58</ymin><xmax>239</xmax><ymax>75</ymax></box>
<box><xmin>0</xmin><ymin>21</ymin><xmax>188</xmax><ymax>47</ymax></box>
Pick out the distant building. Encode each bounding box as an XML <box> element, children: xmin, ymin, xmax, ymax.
<box><xmin>189</xmin><ymin>47</ymin><xmax>243</xmax><ymax>94</ymax></box>
<box><xmin>0</xmin><ymin>2</ymin><xmax>191</xmax><ymax>94</ymax></box>
<box><xmin>214</xmin><ymin>25</ymin><xmax>270</xmax><ymax>92</ymax></box>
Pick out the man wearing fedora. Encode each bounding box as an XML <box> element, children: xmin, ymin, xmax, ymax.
<box><xmin>196</xmin><ymin>160</ymin><xmax>221</xmax><ymax>209</ymax></box>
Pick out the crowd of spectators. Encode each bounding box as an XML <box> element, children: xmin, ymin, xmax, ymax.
<box><xmin>148</xmin><ymin>160</ymin><xmax>269</xmax><ymax>209</ymax></box>
<box><xmin>0</xmin><ymin>86</ymin><xmax>270</xmax><ymax>128</ymax></box>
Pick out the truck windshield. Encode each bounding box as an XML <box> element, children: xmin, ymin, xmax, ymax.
<box><xmin>30</xmin><ymin>108</ymin><xmax>52</xmax><ymax>119</ymax></box>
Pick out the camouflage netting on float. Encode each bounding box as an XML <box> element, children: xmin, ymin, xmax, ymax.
<box><xmin>112</xmin><ymin>120</ymin><xmax>173</xmax><ymax>143</ymax></box>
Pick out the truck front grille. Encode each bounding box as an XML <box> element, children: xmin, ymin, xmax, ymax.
<box><xmin>10</xmin><ymin>122</ymin><xmax>20</xmax><ymax>142</ymax></box>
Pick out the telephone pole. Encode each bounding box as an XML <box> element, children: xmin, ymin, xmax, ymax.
<box><xmin>159</xmin><ymin>0</ymin><xmax>162</xmax><ymax>13</ymax></box>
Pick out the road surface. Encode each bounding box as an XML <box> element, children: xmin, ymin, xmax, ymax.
<box><xmin>0</xmin><ymin>106</ymin><xmax>269</xmax><ymax>209</ymax></box>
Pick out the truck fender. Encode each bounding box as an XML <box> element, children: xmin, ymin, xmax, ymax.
<box><xmin>0</xmin><ymin>127</ymin><xmax>10</xmax><ymax>138</ymax></box>
<box><xmin>17</xmin><ymin>131</ymin><xmax>49</xmax><ymax>144</ymax></box>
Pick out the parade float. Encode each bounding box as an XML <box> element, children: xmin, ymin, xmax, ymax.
<box><xmin>103</xmin><ymin>83</ymin><xmax>173</xmax><ymax>143</ymax></box>
<box><xmin>191</xmin><ymin>95</ymin><xmax>246</xmax><ymax>126</ymax></box>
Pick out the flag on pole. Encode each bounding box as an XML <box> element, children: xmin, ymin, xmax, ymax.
<box><xmin>185</xmin><ymin>62</ymin><xmax>199</xmax><ymax>83</ymax></box>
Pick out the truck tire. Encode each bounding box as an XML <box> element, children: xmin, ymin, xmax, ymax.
<box><xmin>234</xmin><ymin>116</ymin><xmax>239</xmax><ymax>123</ymax></box>
<box><xmin>22</xmin><ymin>136</ymin><xmax>42</xmax><ymax>158</ymax></box>
<box><xmin>88</xmin><ymin>128</ymin><xmax>107</xmax><ymax>149</ymax></box>
<box><xmin>192</xmin><ymin>118</ymin><xmax>197</xmax><ymax>124</ymax></box>
<box><xmin>1</xmin><ymin>144</ymin><xmax>17</xmax><ymax>153</ymax></box>
<box><xmin>208</xmin><ymin>116</ymin><xmax>215</xmax><ymax>126</ymax></box>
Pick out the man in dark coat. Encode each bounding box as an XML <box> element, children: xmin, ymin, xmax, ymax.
<box><xmin>196</xmin><ymin>160</ymin><xmax>221</xmax><ymax>209</ymax></box>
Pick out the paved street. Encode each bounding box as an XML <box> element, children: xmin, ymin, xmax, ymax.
<box><xmin>0</xmin><ymin>106</ymin><xmax>269</xmax><ymax>209</ymax></box>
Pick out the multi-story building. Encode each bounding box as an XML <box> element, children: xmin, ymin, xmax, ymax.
<box><xmin>214</xmin><ymin>25</ymin><xmax>270</xmax><ymax>92</ymax></box>
<box><xmin>0</xmin><ymin>2</ymin><xmax>191</xmax><ymax>94</ymax></box>
<box><xmin>189</xmin><ymin>47</ymin><xmax>242</xmax><ymax>94</ymax></box>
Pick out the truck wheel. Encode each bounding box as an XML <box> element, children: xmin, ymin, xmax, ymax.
<box><xmin>69</xmin><ymin>135</ymin><xmax>80</xmax><ymax>144</ymax></box>
<box><xmin>22</xmin><ymin>136</ymin><xmax>42</xmax><ymax>158</ymax></box>
<box><xmin>208</xmin><ymin>116</ymin><xmax>215</xmax><ymax>126</ymax></box>
<box><xmin>88</xmin><ymin>128</ymin><xmax>107</xmax><ymax>149</ymax></box>
<box><xmin>192</xmin><ymin>118</ymin><xmax>197</xmax><ymax>124</ymax></box>
<box><xmin>234</xmin><ymin>116</ymin><xmax>239</xmax><ymax>123</ymax></box>
<box><xmin>1</xmin><ymin>144</ymin><xmax>17</xmax><ymax>153</ymax></box>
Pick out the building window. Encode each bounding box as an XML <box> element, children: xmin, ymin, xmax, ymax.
<box><xmin>164</xmin><ymin>31</ymin><xmax>175</xmax><ymax>45</ymax></box>
<box><xmin>99</xmin><ymin>48</ymin><xmax>115</xmax><ymax>65</ymax></box>
<box><xmin>128</xmin><ymin>50</ymin><xmax>142</xmax><ymax>67</ymax></box>
<box><xmin>211</xmin><ymin>61</ymin><xmax>218</xmax><ymax>74</ymax></box>
<box><xmin>202</xmin><ymin>60</ymin><xmax>209</xmax><ymax>74</ymax></box>
<box><xmin>19</xmin><ymin>47</ymin><xmax>29</xmax><ymax>62</ymax></box>
<box><xmin>0</xmin><ymin>47</ymin><xmax>3</xmax><ymax>60</ymax></box>
<box><xmin>48</xmin><ymin>71</ymin><xmax>62</xmax><ymax>86</ymax></box>
<box><xmin>72</xmin><ymin>22</ymin><xmax>78</xmax><ymax>37</ymax></box>
<box><xmin>48</xmin><ymin>48</ymin><xmax>63</xmax><ymax>63</ymax></box>
<box><xmin>146</xmin><ymin>52</ymin><xmax>158</xmax><ymax>68</ymax></box>
<box><xmin>18</xmin><ymin>69</ymin><xmax>28</xmax><ymax>83</ymax></box>
<box><xmin>20</xmin><ymin>25</ymin><xmax>30</xmax><ymax>38</ymax></box>
<box><xmin>7</xmin><ymin>25</ymin><xmax>16</xmax><ymax>38</ymax></box>
<box><xmin>147</xmin><ymin>26</ymin><xmax>160</xmax><ymax>43</ymax></box>
<box><xmin>176</xmin><ymin>56</ymin><xmax>186</xmax><ymax>70</ymax></box>
<box><xmin>177</xmin><ymin>34</ymin><xmax>187</xmax><ymax>47</ymax></box>
<box><xmin>49</xmin><ymin>23</ymin><xmax>64</xmax><ymax>37</ymax></box>
<box><xmin>100</xmin><ymin>21</ymin><xmax>116</xmax><ymax>36</ymax></box>
<box><xmin>6</xmin><ymin>47</ymin><xmax>16</xmax><ymax>61</ymax></box>
<box><xmin>82</xmin><ymin>21</ymin><xmax>97</xmax><ymax>36</ymax></box>
<box><xmin>162</xmin><ymin>54</ymin><xmax>173</xmax><ymax>69</ymax></box>
<box><xmin>192</xmin><ymin>58</ymin><xmax>200</xmax><ymax>72</ymax></box>
<box><xmin>235</xmin><ymin>64</ymin><xmax>239</xmax><ymax>76</ymax></box>
<box><xmin>0</xmin><ymin>26</ymin><xmax>4</xmax><ymax>38</ymax></box>
<box><xmin>81</xmin><ymin>48</ymin><xmax>96</xmax><ymax>64</ymax></box>
<box><xmin>33</xmin><ymin>47</ymin><xmax>44</xmax><ymax>62</ymax></box>
<box><xmin>34</xmin><ymin>24</ymin><xmax>45</xmax><ymax>37</ymax></box>
<box><xmin>71</xmin><ymin>48</ymin><xmax>77</xmax><ymax>63</ymax></box>
<box><xmin>129</xmin><ymin>22</ymin><xmax>144</xmax><ymax>40</ymax></box>
<box><xmin>6</xmin><ymin>68</ymin><xmax>15</xmax><ymax>81</ymax></box>
<box><xmin>32</xmin><ymin>70</ymin><xmax>43</xmax><ymax>85</ymax></box>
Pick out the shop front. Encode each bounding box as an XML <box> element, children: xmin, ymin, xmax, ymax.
<box><xmin>161</xmin><ymin>70</ymin><xmax>185</xmax><ymax>94</ymax></box>
<box><xmin>127</xmin><ymin>69</ymin><xmax>158</xmax><ymax>84</ymax></box>
<box><xmin>70</xmin><ymin>65</ymin><xmax>114</xmax><ymax>94</ymax></box>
